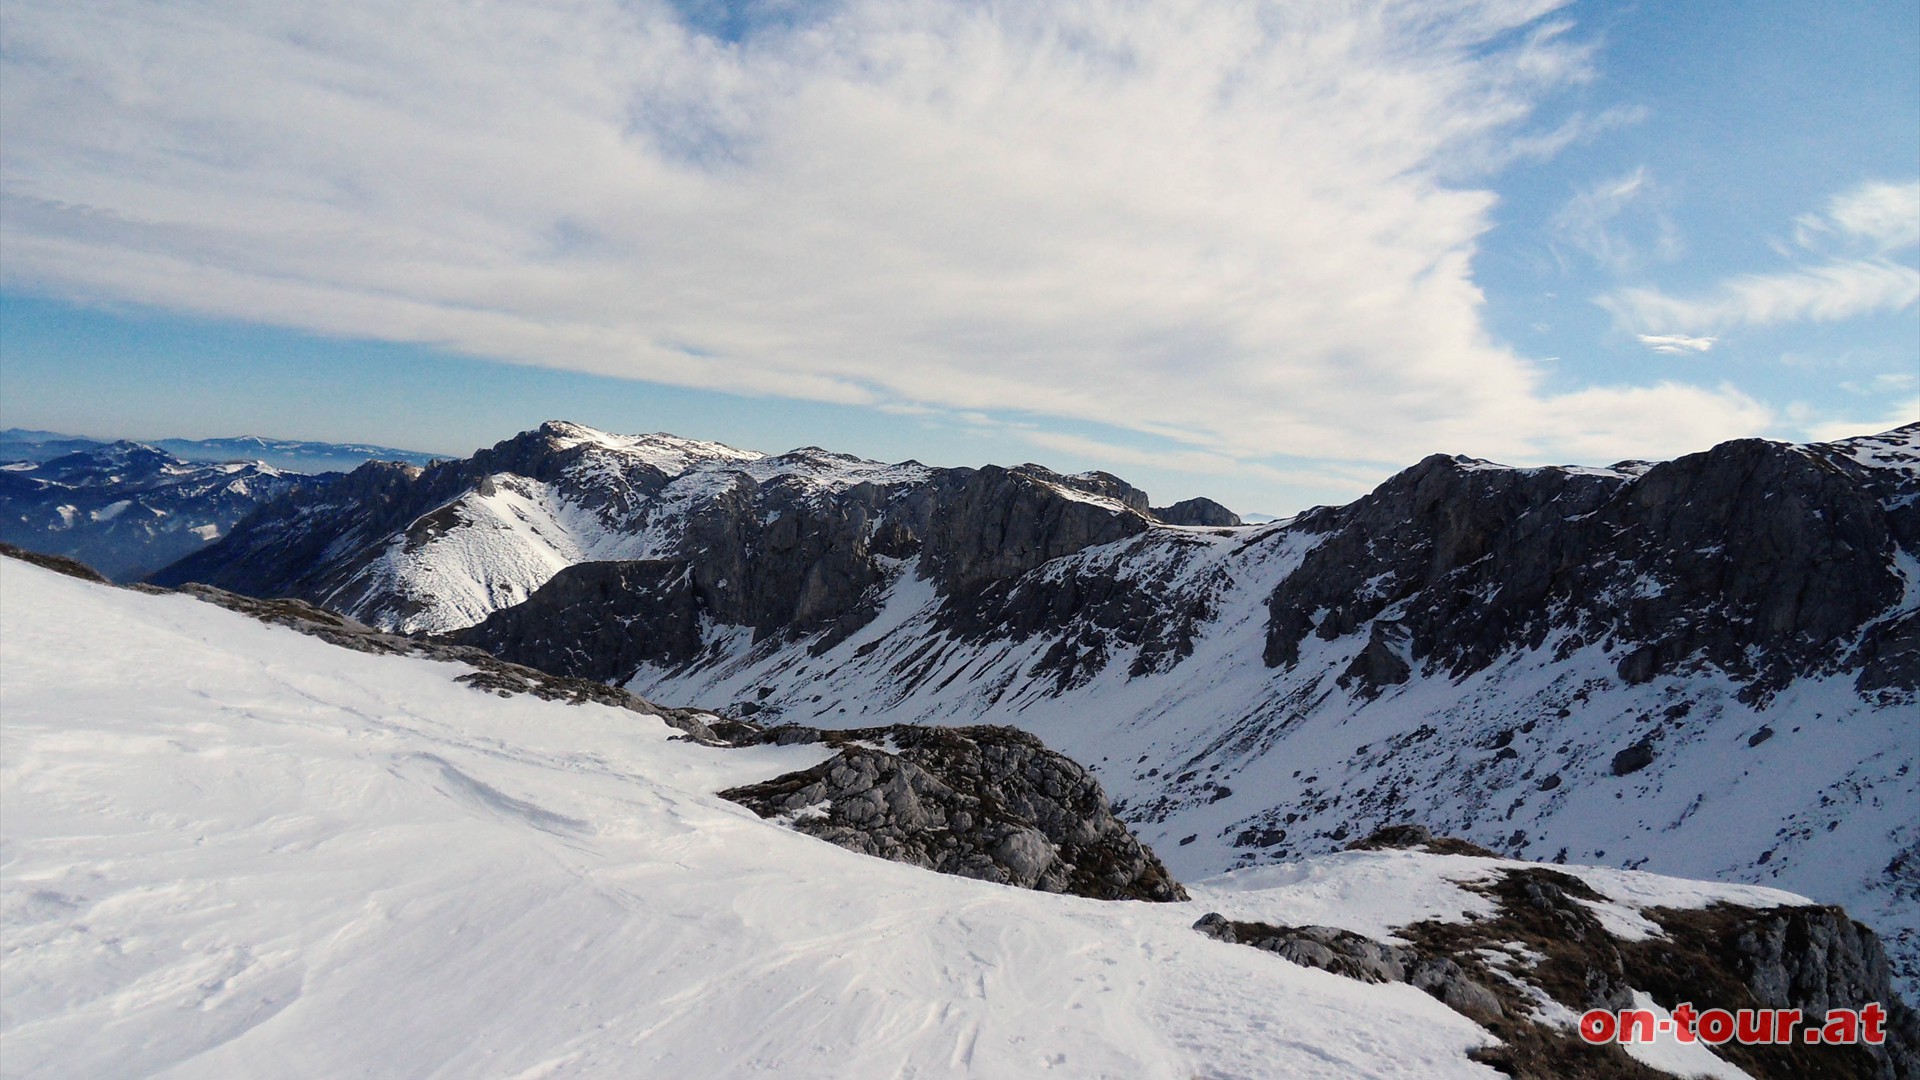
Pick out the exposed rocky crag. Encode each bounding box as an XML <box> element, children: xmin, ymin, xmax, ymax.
<box><xmin>1265</xmin><ymin>436</ymin><xmax>1917</xmax><ymax>700</ymax></box>
<box><xmin>1197</xmin><ymin>828</ymin><xmax>1920</xmax><ymax>1080</ymax></box>
<box><xmin>153</xmin><ymin>422</ymin><xmax>1209</xmax><ymax>643</ymax></box>
<box><xmin>0</xmin><ymin>442</ymin><xmax>309</xmax><ymax>580</ymax></box>
<box><xmin>720</xmin><ymin>724</ymin><xmax>1188</xmax><ymax>902</ymax></box>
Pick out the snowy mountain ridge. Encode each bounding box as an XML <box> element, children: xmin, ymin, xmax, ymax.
<box><xmin>149</xmin><ymin>420</ymin><xmax>1920</xmax><ymax>996</ymax></box>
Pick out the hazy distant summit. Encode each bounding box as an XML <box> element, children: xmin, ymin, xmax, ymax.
<box><xmin>0</xmin><ymin>427</ymin><xmax>440</xmax><ymax>474</ymax></box>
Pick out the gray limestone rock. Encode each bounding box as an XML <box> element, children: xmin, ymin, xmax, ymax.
<box><xmin>720</xmin><ymin>724</ymin><xmax>1187</xmax><ymax>902</ymax></box>
<box><xmin>1151</xmin><ymin>497</ymin><xmax>1241</xmax><ymax>527</ymax></box>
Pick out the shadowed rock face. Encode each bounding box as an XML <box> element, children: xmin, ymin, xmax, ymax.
<box><xmin>720</xmin><ymin>724</ymin><xmax>1188</xmax><ymax>903</ymax></box>
<box><xmin>1264</xmin><ymin>435</ymin><xmax>1917</xmax><ymax>700</ymax></box>
<box><xmin>450</xmin><ymin>560</ymin><xmax>707</xmax><ymax>681</ymax></box>
<box><xmin>921</xmin><ymin>465</ymin><xmax>1151</xmax><ymax>597</ymax></box>
<box><xmin>1151</xmin><ymin>497</ymin><xmax>1242</xmax><ymax>527</ymax></box>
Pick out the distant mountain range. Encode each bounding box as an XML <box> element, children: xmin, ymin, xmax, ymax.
<box><xmin>0</xmin><ymin>428</ymin><xmax>441</xmax><ymax>474</ymax></box>
<box><xmin>0</xmin><ymin>442</ymin><xmax>319</xmax><ymax>580</ymax></box>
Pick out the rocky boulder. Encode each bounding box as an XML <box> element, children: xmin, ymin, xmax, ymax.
<box><xmin>720</xmin><ymin>724</ymin><xmax>1187</xmax><ymax>902</ymax></box>
<box><xmin>1151</xmin><ymin>497</ymin><xmax>1242</xmax><ymax>527</ymax></box>
<box><xmin>1200</xmin><ymin>831</ymin><xmax>1919</xmax><ymax>1080</ymax></box>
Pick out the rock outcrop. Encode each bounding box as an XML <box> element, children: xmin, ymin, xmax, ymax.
<box><xmin>1198</xmin><ymin>829</ymin><xmax>1920</xmax><ymax>1080</ymax></box>
<box><xmin>1263</xmin><ymin>435</ymin><xmax>1916</xmax><ymax>700</ymax></box>
<box><xmin>1151</xmin><ymin>497</ymin><xmax>1242</xmax><ymax>527</ymax></box>
<box><xmin>720</xmin><ymin>724</ymin><xmax>1188</xmax><ymax>902</ymax></box>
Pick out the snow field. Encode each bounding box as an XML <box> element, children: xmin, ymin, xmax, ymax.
<box><xmin>3</xmin><ymin>561</ymin><xmax>1510</xmax><ymax>1079</ymax></box>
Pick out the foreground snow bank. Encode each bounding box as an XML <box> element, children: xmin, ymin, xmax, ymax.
<box><xmin>1</xmin><ymin>561</ymin><xmax>1498</xmax><ymax>1079</ymax></box>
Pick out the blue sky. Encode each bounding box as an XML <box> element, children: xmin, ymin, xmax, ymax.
<box><xmin>2</xmin><ymin>0</ymin><xmax>1915</xmax><ymax>515</ymax></box>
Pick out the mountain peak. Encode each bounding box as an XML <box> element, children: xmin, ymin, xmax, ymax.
<box><xmin>533</xmin><ymin>421</ymin><xmax>763</xmax><ymax>473</ymax></box>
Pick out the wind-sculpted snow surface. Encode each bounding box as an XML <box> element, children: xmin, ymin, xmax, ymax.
<box><xmin>1</xmin><ymin>557</ymin><xmax>1514</xmax><ymax>1079</ymax></box>
<box><xmin>11</xmin><ymin>557</ymin><xmax>1912</xmax><ymax>1079</ymax></box>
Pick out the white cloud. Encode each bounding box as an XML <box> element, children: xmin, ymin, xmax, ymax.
<box><xmin>1528</xmin><ymin>381</ymin><xmax>1774</xmax><ymax>463</ymax></box>
<box><xmin>1795</xmin><ymin>180</ymin><xmax>1920</xmax><ymax>253</ymax></box>
<box><xmin>1603</xmin><ymin>179</ymin><xmax>1920</xmax><ymax>337</ymax></box>
<box><xmin>1635</xmin><ymin>333</ymin><xmax>1715</xmax><ymax>355</ymax></box>
<box><xmin>0</xmin><ymin>0</ymin><xmax>1764</xmax><ymax>468</ymax></box>
<box><xmin>1551</xmin><ymin>165</ymin><xmax>1680</xmax><ymax>273</ymax></box>
<box><xmin>1603</xmin><ymin>260</ymin><xmax>1920</xmax><ymax>335</ymax></box>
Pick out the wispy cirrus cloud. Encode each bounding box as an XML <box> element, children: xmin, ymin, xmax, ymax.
<box><xmin>1606</xmin><ymin>179</ymin><xmax>1920</xmax><ymax>342</ymax></box>
<box><xmin>1551</xmin><ymin>166</ymin><xmax>1680</xmax><ymax>274</ymax></box>
<box><xmin>1606</xmin><ymin>260</ymin><xmax>1920</xmax><ymax>335</ymax></box>
<box><xmin>0</xmin><ymin>0</ymin><xmax>1771</xmax><ymax>469</ymax></box>
<box><xmin>1796</xmin><ymin>180</ymin><xmax>1920</xmax><ymax>253</ymax></box>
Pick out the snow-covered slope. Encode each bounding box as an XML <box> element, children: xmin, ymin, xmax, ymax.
<box><xmin>2</xmin><ymin>558</ymin><xmax>1514</xmax><ymax>1079</ymax></box>
<box><xmin>19</xmin><ymin>557</ymin><xmax>1911</xmax><ymax>1079</ymax></box>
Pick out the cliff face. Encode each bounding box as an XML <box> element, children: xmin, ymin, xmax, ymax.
<box><xmin>1264</xmin><ymin>435</ymin><xmax>1915</xmax><ymax>700</ymax></box>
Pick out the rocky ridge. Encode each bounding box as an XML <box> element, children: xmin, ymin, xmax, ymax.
<box><xmin>720</xmin><ymin>724</ymin><xmax>1187</xmax><ymax>902</ymax></box>
<box><xmin>139</xmin><ymin>421</ymin><xmax>1920</xmax><ymax>994</ymax></box>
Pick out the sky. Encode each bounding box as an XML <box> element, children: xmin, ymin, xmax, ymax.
<box><xmin>1</xmin><ymin>0</ymin><xmax>1915</xmax><ymax>515</ymax></box>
